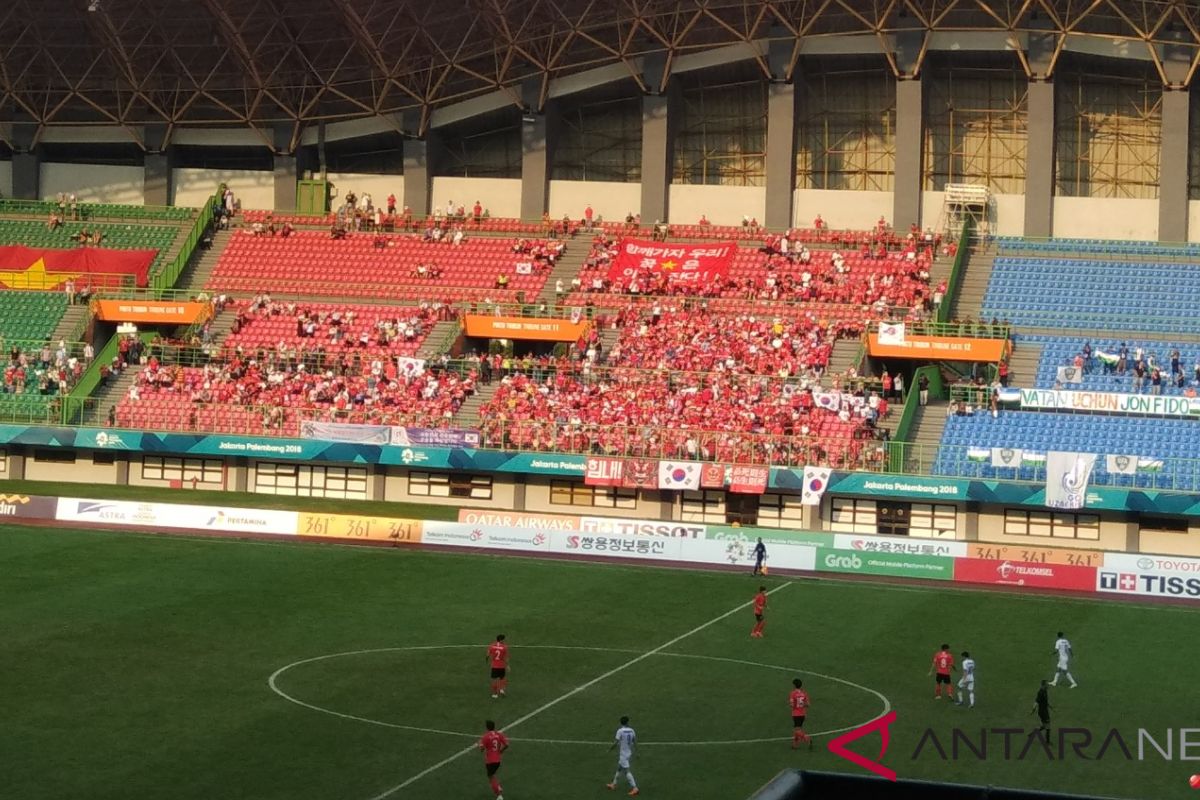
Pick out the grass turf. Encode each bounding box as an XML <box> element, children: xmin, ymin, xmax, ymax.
<box><xmin>3</xmin><ymin>523</ymin><xmax>1196</xmax><ymax>800</ymax></box>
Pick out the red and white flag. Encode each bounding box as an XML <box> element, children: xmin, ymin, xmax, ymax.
<box><xmin>801</xmin><ymin>466</ymin><xmax>832</xmax><ymax>506</ymax></box>
<box><xmin>658</xmin><ymin>461</ymin><xmax>702</xmax><ymax>491</ymax></box>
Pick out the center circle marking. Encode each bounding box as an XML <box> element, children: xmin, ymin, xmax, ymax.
<box><xmin>268</xmin><ymin>644</ymin><xmax>892</xmax><ymax>746</ymax></box>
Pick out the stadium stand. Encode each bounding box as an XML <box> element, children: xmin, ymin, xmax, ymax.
<box><xmin>205</xmin><ymin>230</ymin><xmax>560</xmax><ymax>301</ymax></box>
<box><xmin>981</xmin><ymin>256</ymin><xmax>1200</xmax><ymax>332</ymax></box>
<box><xmin>0</xmin><ymin>292</ymin><xmax>69</xmax><ymax>342</ymax></box>
<box><xmin>1025</xmin><ymin>335</ymin><xmax>1200</xmax><ymax>395</ymax></box>
<box><xmin>935</xmin><ymin>412</ymin><xmax>1196</xmax><ymax>490</ymax></box>
<box><xmin>115</xmin><ymin>361</ymin><xmax>475</xmax><ymax>436</ymax></box>
<box><xmin>567</xmin><ymin>234</ymin><xmax>932</xmax><ymax>308</ymax></box>
<box><xmin>221</xmin><ymin>298</ymin><xmax>457</xmax><ymax>359</ymax></box>
<box><xmin>995</xmin><ymin>236</ymin><xmax>1200</xmax><ymax>258</ymax></box>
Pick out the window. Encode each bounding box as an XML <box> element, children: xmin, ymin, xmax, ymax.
<box><xmin>1003</xmin><ymin>510</ymin><xmax>1100</xmax><ymax>540</ymax></box>
<box><xmin>553</xmin><ymin>94</ymin><xmax>642</xmax><ymax>182</ymax></box>
<box><xmin>33</xmin><ymin>449</ymin><xmax>75</xmax><ymax>463</ymax></box>
<box><xmin>1055</xmin><ymin>65</ymin><xmax>1162</xmax><ymax>199</ymax></box>
<box><xmin>142</xmin><ymin>456</ymin><xmax>224</xmax><ymax>486</ymax></box>
<box><xmin>797</xmin><ymin>66</ymin><xmax>896</xmax><ymax>191</ymax></box>
<box><xmin>549</xmin><ymin>480</ymin><xmax>637</xmax><ymax>509</ymax></box>
<box><xmin>408</xmin><ymin>471</ymin><xmax>493</xmax><ymax>500</ymax></box>
<box><xmin>830</xmin><ymin>497</ymin><xmax>875</xmax><ymax>533</ymax></box>
<box><xmin>923</xmin><ymin>62</ymin><xmax>1028</xmax><ymax>194</ymax></box>
<box><xmin>1138</xmin><ymin>516</ymin><xmax>1189</xmax><ymax>535</ymax></box>
<box><xmin>680</xmin><ymin>489</ymin><xmax>726</xmax><ymax>523</ymax></box>
<box><xmin>756</xmin><ymin>492</ymin><xmax>806</xmax><ymax>529</ymax></box>
<box><xmin>255</xmin><ymin>462</ymin><xmax>368</xmax><ymax>499</ymax></box>
<box><xmin>909</xmin><ymin>504</ymin><xmax>958</xmax><ymax>539</ymax></box>
<box><xmin>91</xmin><ymin>452</ymin><xmax>117</xmax><ymax>465</ymax></box>
<box><xmin>436</xmin><ymin>109</ymin><xmax>522</xmax><ymax>179</ymax></box>
<box><xmin>0</xmin><ymin>448</ymin><xmax>7</xmax><ymax>474</ymax></box>
<box><xmin>673</xmin><ymin>69</ymin><xmax>768</xmax><ymax>186</ymax></box>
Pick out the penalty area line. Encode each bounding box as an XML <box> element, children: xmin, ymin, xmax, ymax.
<box><xmin>365</xmin><ymin>581</ymin><xmax>793</xmax><ymax>800</ymax></box>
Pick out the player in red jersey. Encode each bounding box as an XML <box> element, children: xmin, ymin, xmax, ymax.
<box><xmin>789</xmin><ymin>678</ymin><xmax>813</xmax><ymax>749</ymax></box>
<box><xmin>487</xmin><ymin>634</ymin><xmax>509</xmax><ymax>699</ymax></box>
<box><xmin>751</xmin><ymin>586</ymin><xmax>767</xmax><ymax>638</ymax></box>
<box><xmin>927</xmin><ymin>643</ymin><xmax>956</xmax><ymax>699</ymax></box>
<box><xmin>479</xmin><ymin>720</ymin><xmax>509</xmax><ymax>799</ymax></box>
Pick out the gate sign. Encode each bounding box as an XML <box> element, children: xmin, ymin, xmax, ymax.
<box><xmin>607</xmin><ymin>239</ymin><xmax>735</xmax><ymax>288</ymax></box>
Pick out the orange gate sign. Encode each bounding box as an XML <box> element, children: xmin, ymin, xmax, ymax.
<box><xmin>94</xmin><ymin>300</ymin><xmax>211</xmax><ymax>324</ymax></box>
<box><xmin>464</xmin><ymin>315</ymin><xmax>590</xmax><ymax>342</ymax></box>
<box><xmin>867</xmin><ymin>333</ymin><xmax>1011</xmax><ymax>362</ymax></box>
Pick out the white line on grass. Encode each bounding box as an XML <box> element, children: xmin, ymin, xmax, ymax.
<box><xmin>364</xmin><ymin>581</ymin><xmax>793</xmax><ymax>800</ymax></box>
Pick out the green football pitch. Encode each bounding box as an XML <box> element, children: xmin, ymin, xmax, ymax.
<box><xmin>4</xmin><ymin>523</ymin><xmax>1197</xmax><ymax>800</ymax></box>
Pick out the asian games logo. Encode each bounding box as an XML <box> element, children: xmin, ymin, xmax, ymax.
<box><xmin>94</xmin><ymin>431</ymin><xmax>127</xmax><ymax>448</ymax></box>
<box><xmin>724</xmin><ymin>539</ymin><xmax>747</xmax><ymax>565</ymax></box>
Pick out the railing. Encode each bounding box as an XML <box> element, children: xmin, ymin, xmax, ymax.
<box><xmin>0</xmin><ymin>396</ymin><xmax>63</xmax><ymax>425</ymax></box>
<box><xmin>0</xmin><ymin>198</ymin><xmax>195</xmax><ymax>223</ymax></box>
<box><xmin>936</xmin><ymin>219</ymin><xmax>972</xmax><ymax>324</ymax></box>
<box><xmin>994</xmin><ymin>236</ymin><xmax>1200</xmax><ymax>262</ymax></box>
<box><xmin>907</xmin><ymin>320</ymin><xmax>1010</xmax><ymax>340</ymax></box>
<box><xmin>991</xmin><ymin>308</ymin><xmax>1200</xmax><ymax>332</ymax></box>
<box><xmin>895</xmin><ymin>440</ymin><xmax>1200</xmax><ymax>493</ymax></box>
<box><xmin>0</xmin><ymin>339</ymin><xmax>90</xmax><ymax>359</ymax></box>
<box><xmin>151</xmin><ymin>191</ymin><xmax>217</xmax><ymax>293</ymax></box>
<box><xmin>0</xmin><ymin>271</ymin><xmax>137</xmax><ymax>291</ymax></box>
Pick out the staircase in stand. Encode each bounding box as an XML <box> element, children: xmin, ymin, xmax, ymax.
<box><xmin>418</xmin><ymin>320</ymin><xmax>462</xmax><ymax>359</ymax></box>
<box><xmin>947</xmin><ymin>243</ymin><xmax>997</xmax><ymax>321</ymax></box>
<box><xmin>85</xmin><ymin>369</ymin><xmax>140</xmax><ymax>427</ymax></box>
<box><xmin>453</xmin><ymin>381</ymin><xmax>500</xmax><ymax>428</ymax></box>
<box><xmin>902</xmin><ymin>402</ymin><xmax>950</xmax><ymax>474</ymax></box>
<box><xmin>826</xmin><ymin>338</ymin><xmax>864</xmax><ymax>379</ymax></box>
<box><xmin>1004</xmin><ymin>344</ymin><xmax>1043</xmax><ymax>388</ymax></box>
<box><xmin>51</xmin><ymin>304</ymin><xmax>90</xmax><ymax>343</ymax></box>
<box><xmin>535</xmin><ymin>240</ymin><xmax>591</xmax><ymax>305</ymax></box>
<box><xmin>174</xmin><ymin>229</ymin><xmax>232</xmax><ymax>292</ymax></box>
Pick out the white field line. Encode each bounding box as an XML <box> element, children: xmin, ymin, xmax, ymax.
<box><xmin>365</xmin><ymin>581</ymin><xmax>793</xmax><ymax>800</ymax></box>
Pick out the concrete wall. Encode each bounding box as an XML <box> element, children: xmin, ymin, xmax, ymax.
<box><xmin>792</xmin><ymin>189</ymin><xmax>892</xmax><ymax>230</ymax></box>
<box><xmin>992</xmin><ymin>194</ymin><xmax>1027</xmax><ymax>237</ymax></box>
<box><xmin>325</xmin><ymin>173</ymin><xmax>404</xmax><ymax>207</ymax></box>
<box><xmin>383</xmin><ymin>467</ymin><xmax>518</xmax><ymax>509</ymax></box>
<box><xmin>24</xmin><ymin>452</ymin><xmax>120</xmax><ymax>484</ymax></box>
<box><xmin>430</xmin><ymin>177</ymin><xmax>523</xmax><ymax>219</ymax></box>
<box><xmin>668</xmin><ymin>184</ymin><xmax>766</xmax><ymax>226</ymax></box>
<box><xmin>975</xmin><ymin>513</ymin><xmax>1129</xmax><ymax>552</ymax></box>
<box><xmin>1052</xmin><ymin>197</ymin><xmax>1160</xmax><ymax>241</ymax></box>
<box><xmin>548</xmin><ymin>180</ymin><xmax>641</xmax><ymax>224</ymax></box>
<box><xmin>171</xmin><ymin>168</ymin><xmax>275</xmax><ymax>210</ymax></box>
<box><xmin>0</xmin><ymin>160</ymin><xmax>14</xmax><ymax>199</ymax></box>
<box><xmin>1138</xmin><ymin>528</ymin><xmax>1200</xmax><ymax>557</ymax></box>
<box><xmin>40</xmin><ymin>163</ymin><xmax>145</xmax><ymax>205</ymax></box>
<box><xmin>1187</xmin><ymin>201</ymin><xmax>1200</xmax><ymax>243</ymax></box>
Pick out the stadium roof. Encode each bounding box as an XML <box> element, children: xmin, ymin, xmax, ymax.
<box><xmin>2</xmin><ymin>0</ymin><xmax>1199</xmax><ymax>148</ymax></box>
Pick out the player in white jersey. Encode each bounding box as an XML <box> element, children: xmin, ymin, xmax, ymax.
<box><xmin>1049</xmin><ymin>631</ymin><xmax>1078</xmax><ymax>688</ymax></box>
<box><xmin>955</xmin><ymin>651</ymin><xmax>976</xmax><ymax>708</ymax></box>
<box><xmin>606</xmin><ymin>716</ymin><xmax>640</xmax><ymax>796</ymax></box>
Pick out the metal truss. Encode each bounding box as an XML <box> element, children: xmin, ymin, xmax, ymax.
<box><xmin>3</xmin><ymin>0</ymin><xmax>1200</xmax><ymax>149</ymax></box>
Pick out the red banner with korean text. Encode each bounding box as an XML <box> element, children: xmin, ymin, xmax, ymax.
<box><xmin>0</xmin><ymin>246</ymin><xmax>157</xmax><ymax>289</ymax></box>
<box><xmin>585</xmin><ymin>457</ymin><xmax>625</xmax><ymax>487</ymax></box>
<box><xmin>607</xmin><ymin>239</ymin><xmax>736</xmax><ymax>288</ymax></box>
<box><xmin>729</xmin><ymin>465</ymin><xmax>769</xmax><ymax>494</ymax></box>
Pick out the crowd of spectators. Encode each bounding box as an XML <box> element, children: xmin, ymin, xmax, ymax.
<box><xmin>567</xmin><ymin>231</ymin><xmax>932</xmax><ymax>308</ymax></box>
<box><xmin>223</xmin><ymin>296</ymin><xmax>456</xmax><ymax>359</ymax></box>
<box><xmin>117</xmin><ymin>357</ymin><xmax>476</xmax><ymax>435</ymax></box>
<box><xmin>3</xmin><ymin>340</ymin><xmax>91</xmax><ymax>398</ymax></box>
